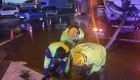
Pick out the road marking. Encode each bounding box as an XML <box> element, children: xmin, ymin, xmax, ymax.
<box><xmin>0</xmin><ymin>19</ymin><xmax>19</xmax><ymax>24</ymax></box>
<box><xmin>0</xmin><ymin>34</ymin><xmax>24</xmax><ymax>46</ymax></box>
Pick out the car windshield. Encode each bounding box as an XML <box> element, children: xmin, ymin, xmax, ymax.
<box><xmin>19</xmin><ymin>9</ymin><xmax>39</xmax><ymax>13</ymax></box>
<box><xmin>9</xmin><ymin>7</ymin><xmax>16</xmax><ymax>10</ymax></box>
<box><xmin>31</xmin><ymin>9</ymin><xmax>39</xmax><ymax>12</ymax></box>
<box><xmin>19</xmin><ymin>9</ymin><xmax>29</xmax><ymax>13</ymax></box>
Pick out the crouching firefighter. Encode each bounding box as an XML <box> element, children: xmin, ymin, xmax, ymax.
<box><xmin>42</xmin><ymin>42</ymin><xmax>70</xmax><ymax>80</ymax></box>
<box><xmin>72</xmin><ymin>43</ymin><xmax>106</xmax><ymax>80</ymax></box>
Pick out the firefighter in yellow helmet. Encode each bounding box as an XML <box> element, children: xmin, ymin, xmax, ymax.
<box><xmin>72</xmin><ymin>43</ymin><xmax>106</xmax><ymax>79</ymax></box>
<box><xmin>60</xmin><ymin>25</ymin><xmax>84</xmax><ymax>49</ymax></box>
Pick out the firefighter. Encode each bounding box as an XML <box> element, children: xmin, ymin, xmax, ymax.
<box><xmin>42</xmin><ymin>42</ymin><xmax>70</xmax><ymax>80</ymax></box>
<box><xmin>60</xmin><ymin>25</ymin><xmax>84</xmax><ymax>49</ymax></box>
<box><xmin>72</xmin><ymin>43</ymin><xmax>106</xmax><ymax>80</ymax></box>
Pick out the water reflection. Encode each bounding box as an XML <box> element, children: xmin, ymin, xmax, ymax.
<box><xmin>11</xmin><ymin>19</ymin><xmax>68</xmax><ymax>72</ymax></box>
<box><xmin>19</xmin><ymin>22</ymin><xmax>31</xmax><ymax>33</ymax></box>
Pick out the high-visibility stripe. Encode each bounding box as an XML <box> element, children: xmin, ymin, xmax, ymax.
<box><xmin>66</xmin><ymin>61</ymin><xmax>70</xmax><ymax>64</ymax></box>
<box><xmin>44</xmin><ymin>56</ymin><xmax>51</xmax><ymax>67</ymax></box>
<box><xmin>101</xmin><ymin>46</ymin><xmax>103</xmax><ymax>55</ymax></box>
<box><xmin>80</xmin><ymin>37</ymin><xmax>84</xmax><ymax>39</ymax></box>
<box><xmin>65</xmin><ymin>64</ymin><xmax>69</xmax><ymax>67</ymax></box>
<box><xmin>45</xmin><ymin>56</ymin><xmax>51</xmax><ymax>60</ymax></box>
<box><xmin>62</xmin><ymin>58</ymin><xmax>67</xmax><ymax>61</ymax></box>
<box><xmin>96</xmin><ymin>60</ymin><xmax>103</xmax><ymax>67</ymax></box>
<box><xmin>69</xmin><ymin>36</ymin><xmax>78</xmax><ymax>40</ymax></box>
<box><xmin>74</xmin><ymin>29</ymin><xmax>78</xmax><ymax>36</ymax></box>
<box><xmin>44</xmin><ymin>66</ymin><xmax>49</xmax><ymax>68</ymax></box>
<box><xmin>50</xmin><ymin>64</ymin><xmax>54</xmax><ymax>67</ymax></box>
<box><xmin>44</xmin><ymin>60</ymin><xmax>50</xmax><ymax>65</ymax></box>
<box><xmin>69</xmin><ymin>29</ymin><xmax>72</xmax><ymax>34</ymax></box>
<box><xmin>58</xmin><ymin>59</ymin><xmax>62</xmax><ymax>61</ymax></box>
<box><xmin>44</xmin><ymin>60</ymin><xmax>50</xmax><ymax>64</ymax></box>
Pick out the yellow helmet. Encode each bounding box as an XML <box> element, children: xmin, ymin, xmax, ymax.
<box><xmin>73</xmin><ymin>53</ymin><xmax>84</xmax><ymax>66</ymax></box>
<box><xmin>68</xmin><ymin>26</ymin><xmax>80</xmax><ymax>40</ymax></box>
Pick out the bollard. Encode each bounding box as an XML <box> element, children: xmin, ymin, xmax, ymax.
<box><xmin>10</xmin><ymin>29</ymin><xmax>14</xmax><ymax>40</ymax></box>
<box><xmin>42</xmin><ymin>22</ymin><xmax>45</xmax><ymax>31</ymax></box>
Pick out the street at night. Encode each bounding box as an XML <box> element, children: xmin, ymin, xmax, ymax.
<box><xmin>0</xmin><ymin>0</ymin><xmax>140</xmax><ymax>80</ymax></box>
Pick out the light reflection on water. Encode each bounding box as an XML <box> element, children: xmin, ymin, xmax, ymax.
<box><xmin>11</xmin><ymin>20</ymin><xmax>69</xmax><ymax>72</ymax></box>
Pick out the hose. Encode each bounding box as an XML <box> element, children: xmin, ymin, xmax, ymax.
<box><xmin>105</xmin><ymin>18</ymin><xmax>126</xmax><ymax>50</ymax></box>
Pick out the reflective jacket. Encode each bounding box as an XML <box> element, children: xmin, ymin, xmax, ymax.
<box><xmin>44</xmin><ymin>42</ymin><xmax>70</xmax><ymax>73</ymax></box>
<box><xmin>74</xmin><ymin>43</ymin><xmax>106</xmax><ymax>73</ymax></box>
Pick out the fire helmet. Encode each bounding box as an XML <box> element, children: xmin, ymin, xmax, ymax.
<box><xmin>73</xmin><ymin>52</ymin><xmax>85</xmax><ymax>66</ymax></box>
<box><xmin>67</xmin><ymin>26</ymin><xmax>80</xmax><ymax>40</ymax></box>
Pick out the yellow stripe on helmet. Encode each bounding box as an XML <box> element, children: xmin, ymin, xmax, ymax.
<box><xmin>68</xmin><ymin>27</ymin><xmax>79</xmax><ymax>40</ymax></box>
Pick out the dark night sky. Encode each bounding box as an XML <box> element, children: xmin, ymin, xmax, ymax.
<box><xmin>0</xmin><ymin>0</ymin><xmax>2</xmax><ymax>4</ymax></box>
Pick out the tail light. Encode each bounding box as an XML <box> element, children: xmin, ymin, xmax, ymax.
<box><xmin>93</xmin><ymin>28</ymin><xmax>104</xmax><ymax>32</ymax></box>
<box><xmin>99</xmin><ymin>29</ymin><xmax>103</xmax><ymax>32</ymax></box>
<box><xmin>93</xmin><ymin>28</ymin><xmax>98</xmax><ymax>32</ymax></box>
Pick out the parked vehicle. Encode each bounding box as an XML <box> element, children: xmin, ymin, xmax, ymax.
<box><xmin>97</xmin><ymin>0</ymin><xmax>140</xmax><ymax>40</ymax></box>
<box><xmin>17</xmin><ymin>9</ymin><xmax>46</xmax><ymax>21</ymax></box>
<box><xmin>88</xmin><ymin>18</ymin><xmax>105</xmax><ymax>38</ymax></box>
<box><xmin>0</xmin><ymin>6</ymin><xmax>19</xmax><ymax>16</ymax></box>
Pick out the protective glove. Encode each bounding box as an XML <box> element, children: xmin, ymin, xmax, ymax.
<box><xmin>56</xmin><ymin>66</ymin><xmax>64</xmax><ymax>75</ymax></box>
<box><xmin>77</xmin><ymin>67</ymin><xmax>82</xmax><ymax>74</ymax></box>
<box><xmin>42</xmin><ymin>76</ymin><xmax>50</xmax><ymax>80</ymax></box>
<box><xmin>86</xmin><ymin>71</ymin><xmax>92</xmax><ymax>76</ymax></box>
<box><xmin>53</xmin><ymin>68</ymin><xmax>64</xmax><ymax>78</ymax></box>
<box><xmin>58</xmin><ymin>68</ymin><xmax>64</xmax><ymax>75</ymax></box>
<box><xmin>56</xmin><ymin>66</ymin><xmax>61</xmax><ymax>73</ymax></box>
<box><xmin>49</xmin><ymin>67</ymin><xmax>54</xmax><ymax>72</ymax></box>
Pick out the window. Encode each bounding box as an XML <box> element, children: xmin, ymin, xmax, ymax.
<box><xmin>3</xmin><ymin>7</ymin><xmax>9</xmax><ymax>11</ymax></box>
<box><xmin>9</xmin><ymin>7</ymin><xmax>16</xmax><ymax>10</ymax></box>
<box><xmin>2</xmin><ymin>7</ymin><xmax>16</xmax><ymax>11</ymax></box>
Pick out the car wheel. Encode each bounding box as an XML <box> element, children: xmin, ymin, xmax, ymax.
<box><xmin>14</xmin><ymin>12</ymin><xmax>18</xmax><ymax>17</ymax></box>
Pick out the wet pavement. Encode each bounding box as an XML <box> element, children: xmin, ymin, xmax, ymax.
<box><xmin>106</xmin><ymin>42</ymin><xmax>140</xmax><ymax>80</ymax></box>
<box><xmin>0</xmin><ymin>16</ymin><xmax>140</xmax><ymax>80</ymax></box>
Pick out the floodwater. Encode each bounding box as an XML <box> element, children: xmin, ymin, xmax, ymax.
<box><xmin>6</xmin><ymin>17</ymin><xmax>140</xmax><ymax>80</ymax></box>
<box><xmin>11</xmin><ymin>20</ymin><xmax>66</xmax><ymax>71</ymax></box>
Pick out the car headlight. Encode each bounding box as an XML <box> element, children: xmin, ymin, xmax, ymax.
<box><xmin>40</xmin><ymin>18</ymin><xmax>43</xmax><ymax>20</ymax></box>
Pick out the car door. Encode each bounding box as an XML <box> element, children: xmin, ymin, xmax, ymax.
<box><xmin>7</xmin><ymin>7</ymin><xmax>17</xmax><ymax>15</ymax></box>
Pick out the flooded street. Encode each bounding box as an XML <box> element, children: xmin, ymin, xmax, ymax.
<box><xmin>0</xmin><ymin>16</ymin><xmax>140</xmax><ymax>80</ymax></box>
<box><xmin>0</xmin><ymin>0</ymin><xmax>140</xmax><ymax>79</ymax></box>
<box><xmin>10</xmin><ymin>20</ymin><xmax>66</xmax><ymax>72</ymax></box>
